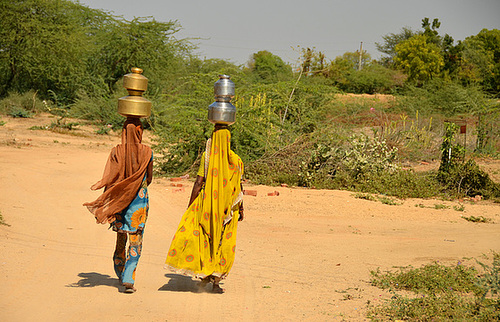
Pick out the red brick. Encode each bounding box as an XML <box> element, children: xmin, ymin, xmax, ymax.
<box><xmin>243</xmin><ymin>190</ymin><xmax>257</xmax><ymax>197</ymax></box>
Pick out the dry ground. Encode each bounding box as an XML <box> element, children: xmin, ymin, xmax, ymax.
<box><xmin>1</xmin><ymin>114</ymin><xmax>499</xmax><ymax>321</ymax></box>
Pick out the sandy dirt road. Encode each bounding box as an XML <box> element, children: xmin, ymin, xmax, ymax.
<box><xmin>1</xmin><ymin>115</ymin><xmax>499</xmax><ymax>321</ymax></box>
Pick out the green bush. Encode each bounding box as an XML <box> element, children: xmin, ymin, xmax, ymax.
<box><xmin>370</xmin><ymin>262</ymin><xmax>480</xmax><ymax>294</ymax></box>
<box><xmin>397</xmin><ymin>79</ymin><xmax>488</xmax><ymax>117</ymax></box>
<box><xmin>0</xmin><ymin>91</ymin><xmax>47</xmax><ymax>117</ymax></box>
<box><xmin>440</xmin><ymin>159</ymin><xmax>500</xmax><ymax>198</ymax></box>
<box><xmin>298</xmin><ymin>133</ymin><xmax>400</xmax><ymax>187</ymax></box>
<box><xmin>368</xmin><ymin>258</ymin><xmax>500</xmax><ymax>321</ymax></box>
<box><xmin>68</xmin><ymin>91</ymin><xmax>125</xmax><ymax>129</ymax></box>
<box><xmin>340</xmin><ymin>64</ymin><xmax>403</xmax><ymax>94</ymax></box>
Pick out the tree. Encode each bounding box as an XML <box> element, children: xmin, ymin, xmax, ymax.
<box><xmin>376</xmin><ymin>26</ymin><xmax>419</xmax><ymax>66</ymax></box>
<box><xmin>326</xmin><ymin>51</ymin><xmax>371</xmax><ymax>83</ymax></box>
<box><xmin>247</xmin><ymin>51</ymin><xmax>292</xmax><ymax>83</ymax></box>
<box><xmin>86</xmin><ymin>17</ymin><xmax>191</xmax><ymax>96</ymax></box>
<box><xmin>394</xmin><ymin>35</ymin><xmax>444</xmax><ymax>85</ymax></box>
<box><xmin>341</xmin><ymin>64</ymin><xmax>404</xmax><ymax>94</ymax></box>
<box><xmin>0</xmin><ymin>0</ymin><xmax>97</xmax><ymax>100</ymax></box>
<box><xmin>421</xmin><ymin>17</ymin><xmax>442</xmax><ymax>47</ymax></box>
<box><xmin>461</xmin><ymin>29</ymin><xmax>500</xmax><ymax>95</ymax></box>
<box><xmin>0</xmin><ymin>0</ymin><xmax>192</xmax><ymax>103</ymax></box>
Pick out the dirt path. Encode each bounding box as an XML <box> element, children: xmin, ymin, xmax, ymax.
<box><xmin>1</xmin><ymin>115</ymin><xmax>499</xmax><ymax>321</ymax></box>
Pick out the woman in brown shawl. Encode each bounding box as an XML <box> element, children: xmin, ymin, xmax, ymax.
<box><xmin>84</xmin><ymin>117</ymin><xmax>153</xmax><ymax>293</ymax></box>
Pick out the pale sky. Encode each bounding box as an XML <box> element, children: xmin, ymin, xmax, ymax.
<box><xmin>77</xmin><ymin>0</ymin><xmax>500</xmax><ymax>66</ymax></box>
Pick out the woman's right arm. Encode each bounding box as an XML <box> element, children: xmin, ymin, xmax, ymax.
<box><xmin>188</xmin><ymin>175</ymin><xmax>205</xmax><ymax>207</ymax></box>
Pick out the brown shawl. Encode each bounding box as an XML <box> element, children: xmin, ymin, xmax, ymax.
<box><xmin>83</xmin><ymin>118</ymin><xmax>152</xmax><ymax>224</ymax></box>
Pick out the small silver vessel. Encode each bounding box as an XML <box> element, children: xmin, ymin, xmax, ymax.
<box><xmin>208</xmin><ymin>75</ymin><xmax>236</xmax><ymax>125</ymax></box>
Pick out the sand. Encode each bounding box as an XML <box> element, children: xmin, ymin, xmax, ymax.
<box><xmin>1</xmin><ymin>114</ymin><xmax>499</xmax><ymax>321</ymax></box>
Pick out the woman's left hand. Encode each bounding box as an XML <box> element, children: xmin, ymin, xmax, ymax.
<box><xmin>238</xmin><ymin>204</ymin><xmax>244</xmax><ymax>221</ymax></box>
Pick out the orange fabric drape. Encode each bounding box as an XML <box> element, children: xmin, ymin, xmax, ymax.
<box><xmin>83</xmin><ymin>118</ymin><xmax>152</xmax><ymax>224</ymax></box>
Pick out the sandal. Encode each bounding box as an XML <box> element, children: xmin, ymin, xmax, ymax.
<box><xmin>123</xmin><ymin>283</ymin><xmax>136</xmax><ymax>293</ymax></box>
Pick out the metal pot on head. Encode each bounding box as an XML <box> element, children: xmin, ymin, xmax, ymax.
<box><xmin>208</xmin><ymin>75</ymin><xmax>236</xmax><ymax>125</ymax></box>
<box><xmin>117</xmin><ymin>67</ymin><xmax>151</xmax><ymax>118</ymax></box>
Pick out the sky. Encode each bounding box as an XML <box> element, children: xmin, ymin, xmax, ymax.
<box><xmin>77</xmin><ymin>0</ymin><xmax>500</xmax><ymax>67</ymax></box>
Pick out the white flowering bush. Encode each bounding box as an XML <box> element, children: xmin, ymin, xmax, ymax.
<box><xmin>298</xmin><ymin>133</ymin><xmax>400</xmax><ymax>187</ymax></box>
<box><xmin>341</xmin><ymin>134</ymin><xmax>400</xmax><ymax>179</ymax></box>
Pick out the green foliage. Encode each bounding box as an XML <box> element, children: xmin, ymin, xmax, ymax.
<box><xmin>476</xmin><ymin>252</ymin><xmax>500</xmax><ymax>310</ymax></box>
<box><xmin>475</xmin><ymin>101</ymin><xmax>500</xmax><ymax>155</ymax></box>
<box><xmin>436</xmin><ymin>122</ymin><xmax>500</xmax><ymax>198</ymax></box>
<box><xmin>394</xmin><ymin>34</ymin><xmax>444</xmax><ymax>85</ymax></box>
<box><xmin>0</xmin><ymin>91</ymin><xmax>47</xmax><ymax>117</ymax></box>
<box><xmin>441</xmin><ymin>159</ymin><xmax>500</xmax><ymax>198</ymax></box>
<box><xmin>370</xmin><ymin>262</ymin><xmax>480</xmax><ymax>294</ymax></box>
<box><xmin>68</xmin><ymin>91</ymin><xmax>125</xmax><ymax>129</ymax></box>
<box><xmin>398</xmin><ymin>79</ymin><xmax>488</xmax><ymax>117</ymax></box>
<box><xmin>339</xmin><ymin>64</ymin><xmax>404</xmax><ymax>94</ymax></box>
<box><xmin>298</xmin><ymin>134</ymin><xmax>400</xmax><ymax>187</ymax></box>
<box><xmin>376</xmin><ymin>26</ymin><xmax>419</xmax><ymax>64</ymax></box>
<box><xmin>421</xmin><ymin>17</ymin><xmax>444</xmax><ymax>47</ymax></box>
<box><xmin>152</xmin><ymin>73</ymin><xmax>338</xmax><ymax>176</ymax></box>
<box><xmin>462</xmin><ymin>29</ymin><xmax>500</xmax><ymax>95</ymax></box>
<box><xmin>346</xmin><ymin>169</ymin><xmax>442</xmax><ymax>199</ymax></box>
<box><xmin>353</xmin><ymin>193</ymin><xmax>401</xmax><ymax>206</ymax></box>
<box><xmin>294</xmin><ymin>132</ymin><xmax>443</xmax><ymax>199</ymax></box>
<box><xmin>353</xmin><ymin>192</ymin><xmax>378</xmax><ymax>201</ymax></box>
<box><xmin>0</xmin><ymin>0</ymin><xmax>192</xmax><ymax>105</ymax></box>
<box><xmin>438</xmin><ymin>122</ymin><xmax>464</xmax><ymax>174</ymax></box>
<box><xmin>300</xmin><ymin>47</ymin><xmax>329</xmax><ymax>76</ymax></box>
<box><xmin>95</xmin><ymin>125</ymin><xmax>113</xmax><ymax>135</ymax></box>
<box><xmin>375</xmin><ymin>111</ymin><xmax>440</xmax><ymax>162</ymax></box>
<box><xmin>369</xmin><ymin>257</ymin><xmax>500</xmax><ymax>321</ymax></box>
<box><xmin>433</xmin><ymin>203</ymin><xmax>449</xmax><ymax>210</ymax></box>
<box><xmin>368</xmin><ymin>292</ymin><xmax>499</xmax><ymax>321</ymax></box>
<box><xmin>86</xmin><ymin>16</ymin><xmax>192</xmax><ymax>96</ymax></box>
<box><xmin>246</xmin><ymin>51</ymin><xmax>293</xmax><ymax>83</ymax></box>
<box><xmin>0</xmin><ymin>2</ymin><xmax>499</xmax><ymax>200</ymax></box>
<box><xmin>462</xmin><ymin>215</ymin><xmax>492</xmax><ymax>223</ymax></box>
<box><xmin>0</xmin><ymin>0</ymin><xmax>98</xmax><ymax>101</ymax></box>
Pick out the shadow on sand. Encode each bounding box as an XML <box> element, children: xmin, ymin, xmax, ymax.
<box><xmin>158</xmin><ymin>274</ymin><xmax>212</xmax><ymax>293</ymax></box>
<box><xmin>66</xmin><ymin>272</ymin><xmax>121</xmax><ymax>291</ymax></box>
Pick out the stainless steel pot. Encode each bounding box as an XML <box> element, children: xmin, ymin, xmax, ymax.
<box><xmin>208</xmin><ymin>75</ymin><xmax>236</xmax><ymax>125</ymax></box>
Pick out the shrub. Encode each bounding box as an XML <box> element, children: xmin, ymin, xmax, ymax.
<box><xmin>69</xmin><ymin>91</ymin><xmax>125</xmax><ymax>129</ymax></box>
<box><xmin>368</xmin><ymin>258</ymin><xmax>500</xmax><ymax>321</ymax></box>
<box><xmin>0</xmin><ymin>91</ymin><xmax>47</xmax><ymax>117</ymax></box>
<box><xmin>397</xmin><ymin>79</ymin><xmax>488</xmax><ymax>117</ymax></box>
<box><xmin>437</xmin><ymin>122</ymin><xmax>500</xmax><ymax>198</ymax></box>
<box><xmin>298</xmin><ymin>133</ymin><xmax>400</xmax><ymax>188</ymax></box>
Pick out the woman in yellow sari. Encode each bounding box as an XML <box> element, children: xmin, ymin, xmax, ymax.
<box><xmin>165</xmin><ymin>125</ymin><xmax>244</xmax><ymax>293</ymax></box>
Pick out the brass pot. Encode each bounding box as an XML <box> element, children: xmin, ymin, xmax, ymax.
<box><xmin>117</xmin><ymin>67</ymin><xmax>151</xmax><ymax>118</ymax></box>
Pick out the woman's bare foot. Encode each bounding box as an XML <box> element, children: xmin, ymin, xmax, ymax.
<box><xmin>211</xmin><ymin>276</ymin><xmax>224</xmax><ymax>294</ymax></box>
<box><xmin>198</xmin><ymin>276</ymin><xmax>212</xmax><ymax>292</ymax></box>
<box><xmin>212</xmin><ymin>284</ymin><xmax>224</xmax><ymax>294</ymax></box>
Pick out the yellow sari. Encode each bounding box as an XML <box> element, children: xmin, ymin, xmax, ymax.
<box><xmin>165</xmin><ymin>129</ymin><xmax>244</xmax><ymax>278</ymax></box>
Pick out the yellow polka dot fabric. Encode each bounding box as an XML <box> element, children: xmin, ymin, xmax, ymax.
<box><xmin>165</xmin><ymin>129</ymin><xmax>243</xmax><ymax>278</ymax></box>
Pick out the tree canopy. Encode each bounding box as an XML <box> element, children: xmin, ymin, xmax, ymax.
<box><xmin>394</xmin><ymin>34</ymin><xmax>444</xmax><ymax>85</ymax></box>
<box><xmin>246</xmin><ymin>50</ymin><xmax>292</xmax><ymax>83</ymax></box>
<box><xmin>0</xmin><ymin>0</ymin><xmax>192</xmax><ymax>103</ymax></box>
